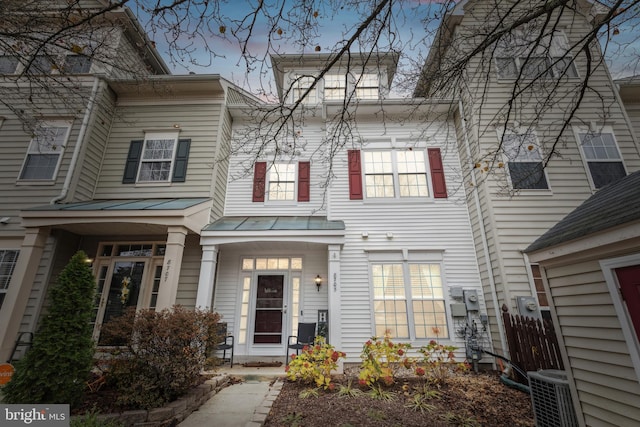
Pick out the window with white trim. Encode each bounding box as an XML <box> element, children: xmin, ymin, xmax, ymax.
<box><xmin>355</xmin><ymin>73</ymin><xmax>380</xmax><ymax>99</ymax></box>
<box><xmin>371</xmin><ymin>261</ymin><xmax>448</xmax><ymax>339</ymax></box>
<box><xmin>137</xmin><ymin>132</ymin><xmax>179</xmax><ymax>182</ymax></box>
<box><xmin>268</xmin><ymin>163</ymin><xmax>296</xmax><ymax>200</ymax></box>
<box><xmin>0</xmin><ymin>250</ymin><xmax>20</xmax><ymax>310</ymax></box>
<box><xmin>495</xmin><ymin>30</ymin><xmax>577</xmax><ymax>80</ymax></box>
<box><xmin>364</xmin><ymin>150</ymin><xmax>429</xmax><ymax>198</ymax></box>
<box><xmin>501</xmin><ymin>130</ymin><xmax>549</xmax><ymax>189</ymax></box>
<box><xmin>324</xmin><ymin>74</ymin><xmax>347</xmax><ymax>100</ymax></box>
<box><xmin>577</xmin><ymin>128</ymin><xmax>626</xmax><ymax>189</ymax></box>
<box><xmin>0</xmin><ymin>55</ymin><xmax>19</xmax><ymax>74</ymax></box>
<box><xmin>19</xmin><ymin>121</ymin><xmax>71</xmax><ymax>180</ymax></box>
<box><xmin>292</xmin><ymin>75</ymin><xmax>317</xmax><ymax>104</ymax></box>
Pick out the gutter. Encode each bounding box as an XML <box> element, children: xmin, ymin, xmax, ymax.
<box><xmin>51</xmin><ymin>76</ymin><xmax>101</xmax><ymax>204</ymax></box>
<box><xmin>458</xmin><ymin>99</ymin><xmax>509</xmax><ymax>357</ymax></box>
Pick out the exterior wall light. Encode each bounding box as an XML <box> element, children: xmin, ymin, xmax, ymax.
<box><xmin>315</xmin><ymin>275</ymin><xmax>322</xmax><ymax>292</ymax></box>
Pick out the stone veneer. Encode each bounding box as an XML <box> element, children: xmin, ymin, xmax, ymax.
<box><xmin>75</xmin><ymin>375</ymin><xmax>230</xmax><ymax>427</ymax></box>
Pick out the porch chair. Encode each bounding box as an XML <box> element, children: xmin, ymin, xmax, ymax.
<box><xmin>286</xmin><ymin>322</ymin><xmax>316</xmax><ymax>365</ymax></box>
<box><xmin>215</xmin><ymin>322</ymin><xmax>234</xmax><ymax>368</ymax></box>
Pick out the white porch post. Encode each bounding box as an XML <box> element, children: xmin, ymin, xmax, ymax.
<box><xmin>155</xmin><ymin>226</ymin><xmax>188</xmax><ymax>310</ymax></box>
<box><xmin>196</xmin><ymin>245</ymin><xmax>219</xmax><ymax>310</ymax></box>
<box><xmin>0</xmin><ymin>227</ymin><xmax>49</xmax><ymax>362</ymax></box>
<box><xmin>327</xmin><ymin>244</ymin><xmax>342</xmax><ymax>351</ymax></box>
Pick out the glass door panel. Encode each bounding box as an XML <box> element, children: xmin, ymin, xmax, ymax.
<box><xmin>253</xmin><ymin>275</ymin><xmax>284</xmax><ymax>344</ymax></box>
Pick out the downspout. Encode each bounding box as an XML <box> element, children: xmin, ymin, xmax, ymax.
<box><xmin>457</xmin><ymin>99</ymin><xmax>509</xmax><ymax>356</ymax></box>
<box><xmin>51</xmin><ymin>76</ymin><xmax>102</xmax><ymax>204</ymax></box>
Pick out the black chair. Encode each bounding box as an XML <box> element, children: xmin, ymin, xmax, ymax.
<box><xmin>215</xmin><ymin>323</ymin><xmax>234</xmax><ymax>368</ymax></box>
<box><xmin>286</xmin><ymin>322</ymin><xmax>316</xmax><ymax>365</ymax></box>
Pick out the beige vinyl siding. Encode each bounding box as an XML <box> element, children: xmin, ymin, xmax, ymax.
<box><xmin>94</xmin><ymin>102</ymin><xmax>224</xmax><ymax>199</ymax></box>
<box><xmin>175</xmin><ymin>235</ymin><xmax>202</xmax><ymax>308</ymax></box>
<box><xmin>441</xmin><ymin>1</ymin><xmax>640</xmax><ymax>357</ymax></box>
<box><xmin>544</xmin><ymin>260</ymin><xmax>640</xmax><ymax>426</ymax></box>
<box><xmin>72</xmin><ymin>84</ymin><xmax>116</xmax><ymax>201</ymax></box>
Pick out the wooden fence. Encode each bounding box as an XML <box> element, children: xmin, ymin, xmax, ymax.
<box><xmin>501</xmin><ymin>304</ymin><xmax>564</xmax><ymax>383</ymax></box>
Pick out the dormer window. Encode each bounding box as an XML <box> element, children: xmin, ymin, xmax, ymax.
<box><xmin>323</xmin><ymin>73</ymin><xmax>381</xmax><ymax>101</ymax></box>
<box><xmin>324</xmin><ymin>74</ymin><xmax>347</xmax><ymax>100</ymax></box>
<box><xmin>355</xmin><ymin>74</ymin><xmax>379</xmax><ymax>99</ymax></box>
<box><xmin>292</xmin><ymin>75</ymin><xmax>317</xmax><ymax>104</ymax></box>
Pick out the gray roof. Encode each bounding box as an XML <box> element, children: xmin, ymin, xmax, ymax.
<box><xmin>525</xmin><ymin>171</ymin><xmax>640</xmax><ymax>253</ymax></box>
<box><xmin>24</xmin><ymin>198</ymin><xmax>210</xmax><ymax>211</ymax></box>
<box><xmin>203</xmin><ymin>216</ymin><xmax>345</xmax><ymax>232</ymax></box>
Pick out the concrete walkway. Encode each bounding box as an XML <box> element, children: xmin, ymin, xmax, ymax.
<box><xmin>179</xmin><ymin>366</ymin><xmax>285</xmax><ymax>427</ymax></box>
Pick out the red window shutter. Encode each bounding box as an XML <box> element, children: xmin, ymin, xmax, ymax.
<box><xmin>348</xmin><ymin>150</ymin><xmax>363</xmax><ymax>200</ymax></box>
<box><xmin>428</xmin><ymin>148</ymin><xmax>448</xmax><ymax>198</ymax></box>
<box><xmin>252</xmin><ymin>162</ymin><xmax>267</xmax><ymax>202</ymax></box>
<box><xmin>298</xmin><ymin>161</ymin><xmax>310</xmax><ymax>202</ymax></box>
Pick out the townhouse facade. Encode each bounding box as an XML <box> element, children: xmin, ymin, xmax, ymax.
<box><xmin>415</xmin><ymin>0</ymin><xmax>640</xmax><ymax>356</ymax></box>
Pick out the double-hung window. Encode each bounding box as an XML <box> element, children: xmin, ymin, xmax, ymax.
<box><xmin>355</xmin><ymin>73</ymin><xmax>380</xmax><ymax>99</ymax></box>
<box><xmin>371</xmin><ymin>260</ymin><xmax>448</xmax><ymax>339</ymax></box>
<box><xmin>0</xmin><ymin>250</ymin><xmax>20</xmax><ymax>310</ymax></box>
<box><xmin>0</xmin><ymin>55</ymin><xmax>19</xmax><ymax>74</ymax></box>
<box><xmin>324</xmin><ymin>74</ymin><xmax>347</xmax><ymax>100</ymax></box>
<box><xmin>19</xmin><ymin>121</ymin><xmax>71</xmax><ymax>181</ymax></box>
<box><xmin>292</xmin><ymin>75</ymin><xmax>317</xmax><ymax>104</ymax></box>
<box><xmin>496</xmin><ymin>30</ymin><xmax>577</xmax><ymax>80</ymax></box>
<box><xmin>501</xmin><ymin>130</ymin><xmax>549</xmax><ymax>190</ymax></box>
<box><xmin>268</xmin><ymin>163</ymin><xmax>296</xmax><ymax>200</ymax></box>
<box><xmin>364</xmin><ymin>150</ymin><xmax>429</xmax><ymax>198</ymax></box>
<box><xmin>122</xmin><ymin>132</ymin><xmax>190</xmax><ymax>184</ymax></box>
<box><xmin>577</xmin><ymin>128</ymin><xmax>626</xmax><ymax>188</ymax></box>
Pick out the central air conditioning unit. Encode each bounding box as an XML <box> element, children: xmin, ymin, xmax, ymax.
<box><xmin>528</xmin><ymin>370</ymin><xmax>578</xmax><ymax>427</ymax></box>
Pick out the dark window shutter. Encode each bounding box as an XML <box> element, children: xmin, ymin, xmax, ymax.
<box><xmin>298</xmin><ymin>161</ymin><xmax>310</xmax><ymax>202</ymax></box>
<box><xmin>428</xmin><ymin>148</ymin><xmax>448</xmax><ymax>198</ymax></box>
<box><xmin>253</xmin><ymin>162</ymin><xmax>267</xmax><ymax>202</ymax></box>
<box><xmin>172</xmin><ymin>138</ymin><xmax>191</xmax><ymax>182</ymax></box>
<box><xmin>348</xmin><ymin>150</ymin><xmax>363</xmax><ymax>200</ymax></box>
<box><xmin>122</xmin><ymin>140</ymin><xmax>143</xmax><ymax>184</ymax></box>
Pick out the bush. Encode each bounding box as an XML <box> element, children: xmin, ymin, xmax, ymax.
<box><xmin>417</xmin><ymin>340</ymin><xmax>469</xmax><ymax>386</ymax></box>
<box><xmin>2</xmin><ymin>251</ymin><xmax>96</xmax><ymax>408</ymax></box>
<box><xmin>358</xmin><ymin>332</ymin><xmax>413</xmax><ymax>387</ymax></box>
<box><xmin>99</xmin><ymin>306</ymin><xmax>220</xmax><ymax>409</ymax></box>
<box><xmin>285</xmin><ymin>337</ymin><xmax>345</xmax><ymax>390</ymax></box>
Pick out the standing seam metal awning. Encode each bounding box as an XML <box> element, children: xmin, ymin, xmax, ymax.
<box><xmin>203</xmin><ymin>216</ymin><xmax>345</xmax><ymax>232</ymax></box>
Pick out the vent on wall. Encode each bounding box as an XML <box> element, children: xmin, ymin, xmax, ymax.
<box><xmin>528</xmin><ymin>370</ymin><xmax>578</xmax><ymax>427</ymax></box>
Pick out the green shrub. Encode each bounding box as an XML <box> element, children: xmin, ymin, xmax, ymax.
<box><xmin>99</xmin><ymin>305</ymin><xmax>220</xmax><ymax>409</ymax></box>
<box><xmin>2</xmin><ymin>251</ymin><xmax>96</xmax><ymax>408</ymax></box>
<box><xmin>417</xmin><ymin>340</ymin><xmax>469</xmax><ymax>386</ymax></box>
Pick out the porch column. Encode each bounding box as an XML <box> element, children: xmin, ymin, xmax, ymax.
<box><xmin>195</xmin><ymin>245</ymin><xmax>218</xmax><ymax>310</ymax></box>
<box><xmin>155</xmin><ymin>226</ymin><xmax>188</xmax><ymax>310</ymax></box>
<box><xmin>327</xmin><ymin>244</ymin><xmax>342</xmax><ymax>351</ymax></box>
<box><xmin>0</xmin><ymin>227</ymin><xmax>49</xmax><ymax>362</ymax></box>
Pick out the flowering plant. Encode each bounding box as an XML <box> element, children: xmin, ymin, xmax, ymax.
<box><xmin>285</xmin><ymin>336</ymin><xmax>346</xmax><ymax>390</ymax></box>
<box><xmin>120</xmin><ymin>277</ymin><xmax>131</xmax><ymax>305</ymax></box>
<box><xmin>417</xmin><ymin>340</ymin><xmax>469</xmax><ymax>385</ymax></box>
<box><xmin>358</xmin><ymin>331</ymin><xmax>413</xmax><ymax>387</ymax></box>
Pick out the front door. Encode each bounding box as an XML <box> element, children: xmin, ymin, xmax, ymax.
<box><xmin>253</xmin><ymin>275</ymin><xmax>285</xmax><ymax>344</ymax></box>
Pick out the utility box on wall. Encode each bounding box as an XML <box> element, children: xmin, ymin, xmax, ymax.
<box><xmin>463</xmin><ymin>290</ymin><xmax>480</xmax><ymax>311</ymax></box>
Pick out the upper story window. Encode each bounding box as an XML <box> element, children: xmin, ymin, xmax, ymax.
<box><xmin>495</xmin><ymin>30</ymin><xmax>577</xmax><ymax>80</ymax></box>
<box><xmin>355</xmin><ymin>73</ymin><xmax>380</xmax><ymax>99</ymax></box>
<box><xmin>363</xmin><ymin>150</ymin><xmax>429</xmax><ymax>198</ymax></box>
<box><xmin>0</xmin><ymin>250</ymin><xmax>20</xmax><ymax>311</ymax></box>
<box><xmin>252</xmin><ymin>161</ymin><xmax>310</xmax><ymax>202</ymax></box>
<box><xmin>323</xmin><ymin>73</ymin><xmax>380</xmax><ymax>101</ymax></box>
<box><xmin>292</xmin><ymin>75</ymin><xmax>317</xmax><ymax>104</ymax></box>
<box><xmin>576</xmin><ymin>127</ymin><xmax>626</xmax><ymax>189</ymax></box>
<box><xmin>19</xmin><ymin>121</ymin><xmax>71</xmax><ymax>181</ymax></box>
<box><xmin>268</xmin><ymin>163</ymin><xmax>296</xmax><ymax>201</ymax></box>
<box><xmin>501</xmin><ymin>129</ymin><xmax>549</xmax><ymax>190</ymax></box>
<box><xmin>0</xmin><ymin>55</ymin><xmax>19</xmax><ymax>74</ymax></box>
<box><xmin>348</xmin><ymin>148</ymin><xmax>447</xmax><ymax>200</ymax></box>
<box><xmin>63</xmin><ymin>55</ymin><xmax>92</xmax><ymax>74</ymax></box>
<box><xmin>122</xmin><ymin>132</ymin><xmax>191</xmax><ymax>184</ymax></box>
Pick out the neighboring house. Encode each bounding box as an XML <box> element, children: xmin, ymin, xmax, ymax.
<box><xmin>526</xmin><ymin>170</ymin><xmax>640</xmax><ymax>427</ymax></box>
<box><xmin>197</xmin><ymin>52</ymin><xmax>486</xmax><ymax>364</ymax></box>
<box><xmin>0</xmin><ymin>2</ymin><xmax>240</xmax><ymax>361</ymax></box>
<box><xmin>415</xmin><ymin>0</ymin><xmax>640</xmax><ymax>357</ymax></box>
